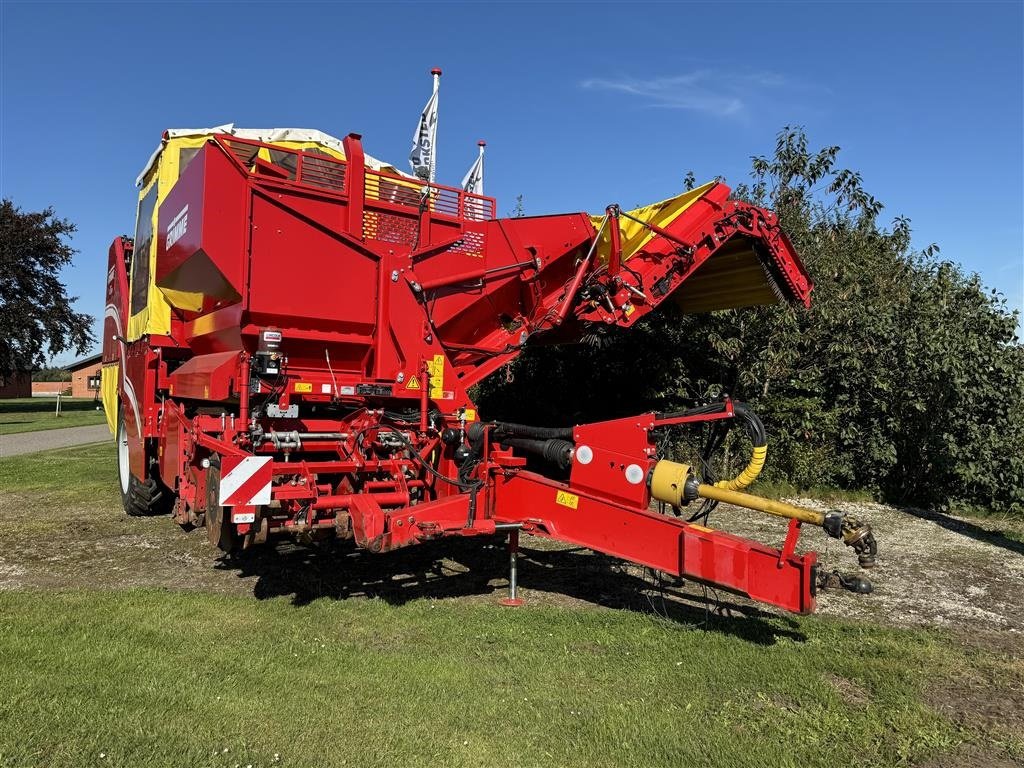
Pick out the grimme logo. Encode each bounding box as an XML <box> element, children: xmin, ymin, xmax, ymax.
<box><xmin>166</xmin><ymin>204</ymin><xmax>189</xmax><ymax>248</ymax></box>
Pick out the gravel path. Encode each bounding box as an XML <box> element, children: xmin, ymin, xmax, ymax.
<box><xmin>710</xmin><ymin>499</ymin><xmax>1024</xmax><ymax>632</ymax></box>
<box><xmin>0</xmin><ymin>429</ymin><xmax>1021</xmax><ymax>638</ymax></box>
<box><xmin>0</xmin><ymin>424</ymin><xmax>111</xmax><ymax>458</ymax></box>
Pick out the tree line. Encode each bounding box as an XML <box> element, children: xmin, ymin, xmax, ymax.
<box><xmin>3</xmin><ymin>130</ymin><xmax>1021</xmax><ymax>515</ymax></box>
<box><xmin>479</xmin><ymin>128</ymin><xmax>1024</xmax><ymax>516</ymax></box>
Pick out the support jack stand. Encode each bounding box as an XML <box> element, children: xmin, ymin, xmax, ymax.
<box><xmin>499</xmin><ymin>528</ymin><xmax>524</xmax><ymax>606</ymax></box>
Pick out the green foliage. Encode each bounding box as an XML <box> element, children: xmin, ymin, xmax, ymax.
<box><xmin>0</xmin><ymin>199</ymin><xmax>94</xmax><ymax>381</ymax></box>
<box><xmin>31</xmin><ymin>365</ymin><xmax>69</xmax><ymax>382</ymax></box>
<box><xmin>479</xmin><ymin>128</ymin><xmax>1024</xmax><ymax>515</ymax></box>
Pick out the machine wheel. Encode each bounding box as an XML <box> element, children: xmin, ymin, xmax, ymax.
<box><xmin>118</xmin><ymin>409</ymin><xmax>172</xmax><ymax>517</ymax></box>
<box><xmin>204</xmin><ymin>459</ymin><xmax>240</xmax><ymax>553</ymax></box>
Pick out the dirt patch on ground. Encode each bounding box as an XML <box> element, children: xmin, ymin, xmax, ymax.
<box><xmin>2</xmin><ymin>490</ymin><xmax>1023</xmax><ymax>644</ymax></box>
<box><xmin>924</xmin><ymin>663</ymin><xmax>1024</xmax><ymax>733</ymax></box>
<box><xmin>823</xmin><ymin>672</ymin><xmax>871</xmax><ymax>707</ymax></box>
<box><xmin>915</xmin><ymin>746</ymin><xmax>1022</xmax><ymax>768</ymax></box>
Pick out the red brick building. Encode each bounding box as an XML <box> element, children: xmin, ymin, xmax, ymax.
<box><xmin>0</xmin><ymin>372</ymin><xmax>32</xmax><ymax>398</ymax></box>
<box><xmin>67</xmin><ymin>353</ymin><xmax>102</xmax><ymax>399</ymax></box>
<box><xmin>31</xmin><ymin>381</ymin><xmax>71</xmax><ymax>396</ymax></box>
<box><xmin>30</xmin><ymin>354</ymin><xmax>102</xmax><ymax>399</ymax></box>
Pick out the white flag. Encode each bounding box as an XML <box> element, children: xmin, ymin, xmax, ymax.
<box><xmin>409</xmin><ymin>88</ymin><xmax>438</xmax><ymax>181</ymax></box>
<box><xmin>461</xmin><ymin>147</ymin><xmax>484</xmax><ymax>196</ymax></box>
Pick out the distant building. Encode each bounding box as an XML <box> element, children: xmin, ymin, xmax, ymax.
<box><xmin>30</xmin><ymin>353</ymin><xmax>102</xmax><ymax>399</ymax></box>
<box><xmin>67</xmin><ymin>353</ymin><xmax>102</xmax><ymax>399</ymax></box>
<box><xmin>0</xmin><ymin>372</ymin><xmax>32</xmax><ymax>398</ymax></box>
<box><xmin>31</xmin><ymin>381</ymin><xmax>71</xmax><ymax>397</ymax></box>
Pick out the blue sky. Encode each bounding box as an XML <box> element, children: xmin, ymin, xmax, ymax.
<box><xmin>2</xmin><ymin>1</ymin><xmax>1021</xmax><ymax>362</ymax></box>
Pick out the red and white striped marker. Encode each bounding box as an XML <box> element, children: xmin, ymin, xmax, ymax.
<box><xmin>218</xmin><ymin>456</ymin><xmax>272</xmax><ymax>506</ymax></box>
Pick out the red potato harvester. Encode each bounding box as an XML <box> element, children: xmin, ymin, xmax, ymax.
<box><xmin>102</xmin><ymin>127</ymin><xmax>876</xmax><ymax>615</ymax></box>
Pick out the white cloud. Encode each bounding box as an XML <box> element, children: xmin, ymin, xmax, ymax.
<box><xmin>581</xmin><ymin>70</ymin><xmax>793</xmax><ymax>118</ymax></box>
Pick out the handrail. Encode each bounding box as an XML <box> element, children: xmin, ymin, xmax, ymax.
<box><xmin>209</xmin><ymin>133</ymin><xmax>496</xmax><ymax>221</ymax></box>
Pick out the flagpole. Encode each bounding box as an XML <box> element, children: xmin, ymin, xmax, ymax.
<box><xmin>429</xmin><ymin>67</ymin><xmax>442</xmax><ymax>184</ymax></box>
<box><xmin>477</xmin><ymin>139</ymin><xmax>485</xmax><ymax>195</ymax></box>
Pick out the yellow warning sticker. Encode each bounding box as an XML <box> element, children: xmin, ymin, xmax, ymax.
<box><xmin>624</xmin><ymin>303</ymin><xmax>636</xmax><ymax>317</ymax></box>
<box><xmin>427</xmin><ymin>353</ymin><xmax>445</xmax><ymax>398</ymax></box>
<box><xmin>294</xmin><ymin>382</ymin><xmax>313</xmax><ymax>393</ymax></box>
<box><xmin>463</xmin><ymin>408</ymin><xmax>476</xmax><ymax>421</ymax></box>
<box><xmin>406</xmin><ymin>375</ymin><xmax>421</xmax><ymax>390</ymax></box>
<box><xmin>555</xmin><ymin>490</ymin><xmax>579</xmax><ymax>509</ymax></box>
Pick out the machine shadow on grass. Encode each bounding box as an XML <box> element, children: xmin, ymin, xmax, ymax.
<box><xmin>0</xmin><ymin>398</ymin><xmax>100</xmax><ymax>413</ymax></box>
<box><xmin>213</xmin><ymin>536</ymin><xmax>805</xmax><ymax>646</ymax></box>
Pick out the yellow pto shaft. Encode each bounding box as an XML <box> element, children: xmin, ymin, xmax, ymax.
<box><xmin>649</xmin><ymin>459</ymin><xmax>877</xmax><ymax>568</ymax></box>
<box><xmin>695</xmin><ymin>483</ymin><xmax>824</xmax><ymax>526</ymax></box>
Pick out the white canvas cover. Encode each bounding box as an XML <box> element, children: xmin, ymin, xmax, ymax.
<box><xmin>136</xmin><ymin>124</ymin><xmax>407</xmax><ymax>187</ymax></box>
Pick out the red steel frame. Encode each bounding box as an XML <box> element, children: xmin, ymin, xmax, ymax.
<box><xmin>103</xmin><ymin>131</ymin><xmax>821</xmax><ymax>615</ymax></box>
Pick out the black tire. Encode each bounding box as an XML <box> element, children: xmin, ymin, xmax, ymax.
<box><xmin>117</xmin><ymin>408</ymin><xmax>173</xmax><ymax>517</ymax></box>
<box><xmin>204</xmin><ymin>459</ymin><xmax>240</xmax><ymax>553</ymax></box>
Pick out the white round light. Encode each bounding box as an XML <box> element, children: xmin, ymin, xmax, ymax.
<box><xmin>575</xmin><ymin>445</ymin><xmax>593</xmax><ymax>465</ymax></box>
<box><xmin>625</xmin><ymin>464</ymin><xmax>644</xmax><ymax>485</ymax></box>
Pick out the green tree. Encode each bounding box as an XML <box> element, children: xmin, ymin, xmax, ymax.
<box><xmin>0</xmin><ymin>200</ymin><xmax>94</xmax><ymax>383</ymax></box>
<box><xmin>479</xmin><ymin>128</ymin><xmax>1024</xmax><ymax>515</ymax></box>
<box><xmin>32</xmin><ymin>366</ymin><xmax>70</xmax><ymax>382</ymax></box>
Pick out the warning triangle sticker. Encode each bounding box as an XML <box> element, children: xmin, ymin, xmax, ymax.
<box><xmin>406</xmin><ymin>375</ymin><xmax>420</xmax><ymax>390</ymax></box>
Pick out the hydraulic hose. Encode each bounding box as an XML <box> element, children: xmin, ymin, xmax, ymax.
<box><xmin>656</xmin><ymin>401</ymin><xmax>767</xmax><ymax>491</ymax></box>
<box><xmin>713</xmin><ymin>402</ymin><xmax>768</xmax><ymax>492</ymax></box>
<box><xmin>497</xmin><ymin>436</ymin><xmax>574</xmax><ymax>470</ymax></box>
<box><xmin>492</xmin><ymin>421</ymin><xmax>574</xmax><ymax>440</ymax></box>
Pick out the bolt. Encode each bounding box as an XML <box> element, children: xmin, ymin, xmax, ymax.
<box><xmin>391</xmin><ymin>270</ymin><xmax>399</xmax><ymax>282</ymax></box>
<box><xmin>397</xmin><ymin>372</ymin><xmax>405</xmax><ymax>383</ymax></box>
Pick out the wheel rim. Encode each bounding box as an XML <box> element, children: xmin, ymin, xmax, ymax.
<box><xmin>206</xmin><ymin>466</ymin><xmax>223</xmax><ymax>547</ymax></box>
<box><xmin>118</xmin><ymin>419</ymin><xmax>130</xmax><ymax>494</ymax></box>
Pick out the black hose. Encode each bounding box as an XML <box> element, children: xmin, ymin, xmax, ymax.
<box><xmin>497</xmin><ymin>437</ymin><xmax>574</xmax><ymax>470</ymax></box>
<box><xmin>375</xmin><ymin>426</ymin><xmax>481</xmax><ymax>492</ymax></box>
<box><xmin>655</xmin><ymin>400</ymin><xmax>767</xmax><ymax>524</ymax></box>
<box><xmin>654</xmin><ymin>402</ymin><xmax>730</xmax><ymax>420</ymax></box>
<box><xmin>732</xmin><ymin>402</ymin><xmax>767</xmax><ymax>447</ymax></box>
<box><xmin>492</xmin><ymin>421</ymin><xmax>574</xmax><ymax>440</ymax></box>
<box><xmin>655</xmin><ymin>401</ymin><xmax>766</xmax><ymax>447</ymax></box>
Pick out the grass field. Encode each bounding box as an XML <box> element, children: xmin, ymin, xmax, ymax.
<box><xmin>0</xmin><ymin>445</ymin><xmax>1021</xmax><ymax>768</ymax></box>
<box><xmin>2</xmin><ymin>589</ymin><xmax>1018</xmax><ymax>768</ymax></box>
<box><xmin>0</xmin><ymin>397</ymin><xmax>107</xmax><ymax>435</ymax></box>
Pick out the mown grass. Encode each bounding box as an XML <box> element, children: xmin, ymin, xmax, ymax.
<box><xmin>1</xmin><ymin>446</ymin><xmax>1021</xmax><ymax>767</ymax></box>
<box><xmin>0</xmin><ymin>441</ymin><xmax>116</xmax><ymax>506</ymax></box>
<box><xmin>0</xmin><ymin>397</ymin><xmax>107</xmax><ymax>435</ymax></box>
<box><xmin>0</xmin><ymin>588</ymin><xmax>1019</xmax><ymax>768</ymax></box>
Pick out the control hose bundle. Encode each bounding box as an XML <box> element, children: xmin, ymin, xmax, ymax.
<box><xmin>655</xmin><ymin>401</ymin><xmax>768</xmax><ymax>491</ymax></box>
